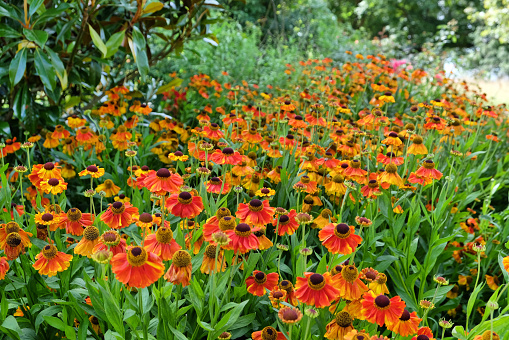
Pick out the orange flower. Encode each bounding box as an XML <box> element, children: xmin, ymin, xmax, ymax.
<box><xmin>39</xmin><ymin>178</ymin><xmax>67</xmax><ymax>195</ymax></box>
<box><xmin>0</xmin><ymin>222</ymin><xmax>32</xmax><ymax>260</ymax></box>
<box><xmin>381</xmin><ymin>132</ymin><xmax>402</xmax><ymax>146</ymax></box>
<box><xmin>318</xmin><ymin>223</ymin><xmax>362</xmax><ymax>254</ymax></box>
<box><xmin>59</xmin><ymin>208</ymin><xmax>93</xmax><ymax>236</ymax></box>
<box><xmin>410</xmin><ymin>327</ymin><xmax>435</xmax><ymax>340</ymax></box>
<box><xmin>415</xmin><ymin>160</ymin><xmax>442</xmax><ymax>181</ymax></box>
<box><xmin>369</xmin><ymin>273</ymin><xmax>390</xmax><ymax>294</ymax></box>
<box><xmin>245</xmin><ymin>271</ymin><xmax>279</xmax><ymax>296</ymax></box>
<box><xmin>268</xmin><ymin>286</ymin><xmax>288</xmax><ymax>308</ymax></box>
<box><xmin>236</xmin><ymin>199</ymin><xmax>275</xmax><ymax>227</ymax></box>
<box><xmin>252</xmin><ymin>326</ymin><xmax>286</xmax><ymax>340</ymax></box>
<box><xmin>503</xmin><ymin>256</ymin><xmax>509</xmax><ymax>273</ymax></box>
<box><xmin>210</xmin><ymin>147</ymin><xmax>243</xmax><ymax>165</ymax></box>
<box><xmin>325</xmin><ymin>310</ymin><xmax>354</xmax><ymax>340</ymax></box>
<box><xmin>273</xmin><ymin>209</ymin><xmax>299</xmax><ymax>236</ymax></box>
<box><xmin>111</xmin><ymin>246</ymin><xmax>164</xmax><ymax>288</ymax></box>
<box><xmin>254</xmin><ymin>229</ymin><xmax>273</xmax><ymax>250</ymax></box>
<box><xmin>96</xmin><ymin>179</ymin><xmax>121</xmax><ymax>197</ymax></box>
<box><xmin>0</xmin><ymin>256</ymin><xmax>10</xmax><ymax>280</ymax></box>
<box><xmin>295</xmin><ymin>272</ymin><xmax>340</xmax><ymax>308</ymax></box>
<box><xmin>361</xmin><ymin>179</ymin><xmax>381</xmax><ymax>198</ymax></box>
<box><xmin>332</xmin><ymin>264</ymin><xmax>368</xmax><ymax>300</ymax></box>
<box><xmin>142</xmin><ymin>168</ymin><xmax>183</xmax><ymax>194</ymax></box>
<box><xmin>387</xmin><ymin>309</ymin><xmax>422</xmax><ymax>337</ymax></box>
<box><xmin>74</xmin><ymin>226</ymin><xmax>100</xmax><ymax>257</ymax></box>
<box><xmin>206</xmin><ymin>177</ymin><xmax>230</xmax><ymax>194</ymax></box>
<box><xmin>52</xmin><ymin>125</ymin><xmax>71</xmax><ymax>139</ymax></box>
<box><xmin>144</xmin><ymin>227</ymin><xmax>181</xmax><ymax>261</ymax></box>
<box><xmin>380</xmin><ymin>164</ymin><xmax>404</xmax><ymax>189</ymax></box>
<box><xmin>92</xmin><ymin>230</ymin><xmax>127</xmax><ymax>256</ymax></box>
<box><xmin>164</xmin><ymin>250</ymin><xmax>192</xmax><ymax>287</ymax></box>
<box><xmin>101</xmin><ymin>202</ymin><xmax>139</xmax><ymax>229</ymax></box>
<box><xmin>202</xmin><ymin>123</ymin><xmax>224</xmax><ymax>140</ymax></box>
<box><xmin>202</xmin><ymin>208</ymin><xmax>232</xmax><ymax>242</ymax></box>
<box><xmin>200</xmin><ymin>244</ymin><xmax>226</xmax><ymax>274</ymax></box>
<box><xmin>225</xmin><ymin>223</ymin><xmax>260</xmax><ymax>254</ymax></box>
<box><xmin>165</xmin><ymin>191</ymin><xmax>204</xmax><ymax>219</ymax></box>
<box><xmin>407</xmin><ymin>136</ymin><xmax>428</xmax><ymax>155</ymax></box>
<box><xmin>361</xmin><ymin>291</ymin><xmax>406</xmax><ymax>327</ymax></box>
<box><xmin>33</xmin><ymin>244</ymin><xmax>73</xmax><ymax>277</ymax></box>
<box><xmin>279</xmin><ymin>280</ymin><xmax>298</xmax><ymax>306</ymax></box>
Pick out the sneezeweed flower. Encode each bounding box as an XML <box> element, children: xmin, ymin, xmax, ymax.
<box><xmin>279</xmin><ymin>279</ymin><xmax>298</xmax><ymax>306</ymax></box>
<box><xmin>201</xmin><ymin>244</ymin><xmax>226</xmax><ymax>274</ymax></box>
<box><xmin>111</xmin><ymin>246</ymin><xmax>164</xmax><ymax>288</ymax></box>
<box><xmin>355</xmin><ymin>216</ymin><xmax>372</xmax><ymax>227</ymax></box>
<box><xmin>332</xmin><ymin>264</ymin><xmax>368</xmax><ymax>300</ymax></box>
<box><xmin>33</xmin><ymin>244</ymin><xmax>73</xmax><ymax>277</ymax></box>
<box><xmin>60</xmin><ymin>208</ymin><xmax>93</xmax><ymax>236</ymax></box>
<box><xmin>164</xmin><ymin>250</ymin><xmax>192</xmax><ymax>287</ymax></box>
<box><xmin>40</xmin><ymin>178</ymin><xmax>67</xmax><ymax>195</ymax></box>
<box><xmin>256</xmin><ymin>187</ymin><xmax>276</xmax><ymax>197</ymax></box>
<box><xmin>101</xmin><ymin>202</ymin><xmax>139</xmax><ymax>229</ymax></box>
<box><xmin>433</xmin><ymin>276</ymin><xmax>449</xmax><ymax>286</ymax></box>
<box><xmin>268</xmin><ymin>287</ymin><xmax>287</xmax><ymax>308</ymax></box>
<box><xmin>278</xmin><ymin>306</ymin><xmax>303</xmax><ymax>324</ymax></box>
<box><xmin>225</xmin><ymin>223</ymin><xmax>259</xmax><ymax>254</ymax></box>
<box><xmin>325</xmin><ymin>310</ymin><xmax>354</xmax><ymax>340</ymax></box>
<box><xmin>361</xmin><ymin>291</ymin><xmax>406</xmax><ymax>327</ymax></box>
<box><xmin>78</xmin><ymin>165</ymin><xmax>105</xmax><ymax>178</ymax></box>
<box><xmin>91</xmin><ymin>249</ymin><xmax>113</xmax><ymax>264</ymax></box>
<box><xmin>251</xmin><ymin>326</ymin><xmax>286</xmax><ymax>340</ymax></box>
<box><xmin>407</xmin><ymin>135</ymin><xmax>428</xmax><ymax>155</ymax></box>
<box><xmin>313</xmin><ymin>209</ymin><xmax>336</xmax><ymax>229</ymax></box>
<box><xmin>295</xmin><ymin>272</ymin><xmax>340</xmax><ymax>308</ymax></box>
<box><xmin>212</xmin><ymin>231</ymin><xmax>230</xmax><ymax>246</ymax></box>
<box><xmin>369</xmin><ymin>273</ymin><xmax>390</xmax><ymax>294</ymax></box>
<box><xmin>254</xmin><ymin>229</ymin><xmax>273</xmax><ymax>250</ymax></box>
<box><xmin>319</xmin><ymin>223</ymin><xmax>362</xmax><ymax>254</ymax></box>
<box><xmin>305</xmin><ymin>307</ymin><xmax>319</xmax><ymax>318</ymax></box>
<box><xmin>245</xmin><ymin>271</ymin><xmax>279</xmax><ymax>296</ymax></box>
<box><xmin>387</xmin><ymin>309</ymin><xmax>422</xmax><ymax>336</ymax></box>
<box><xmin>419</xmin><ymin>300</ymin><xmax>434</xmax><ymax>310</ymax></box>
<box><xmin>472</xmin><ymin>330</ymin><xmax>500</xmax><ymax>340</ymax></box>
<box><xmin>217</xmin><ymin>332</ymin><xmax>232</xmax><ymax>340</ymax></box>
<box><xmin>206</xmin><ymin>177</ymin><xmax>230</xmax><ymax>194</ymax></box>
<box><xmin>273</xmin><ymin>209</ymin><xmax>299</xmax><ymax>236</ymax></box>
<box><xmin>144</xmin><ymin>227</ymin><xmax>181</xmax><ymax>261</ymax></box>
<box><xmin>96</xmin><ymin>179</ymin><xmax>121</xmax><ymax>197</ymax></box>
<box><xmin>0</xmin><ymin>222</ymin><xmax>32</xmax><ymax>258</ymax></box>
<box><xmin>143</xmin><ymin>168</ymin><xmax>183</xmax><ymax>194</ymax></box>
<box><xmin>136</xmin><ymin>213</ymin><xmax>154</xmax><ymax>229</ymax></box>
<box><xmin>0</xmin><ymin>257</ymin><xmax>10</xmax><ymax>279</ymax></box>
<box><xmin>165</xmin><ymin>191</ymin><xmax>204</xmax><ymax>219</ymax></box>
<box><xmin>295</xmin><ymin>212</ymin><xmax>313</xmax><ymax>225</ymax></box>
<box><xmin>74</xmin><ymin>226</ymin><xmax>100</xmax><ymax>257</ymax></box>
<box><xmin>415</xmin><ymin>160</ymin><xmax>442</xmax><ymax>181</ymax></box>
<box><xmin>92</xmin><ymin>230</ymin><xmax>127</xmax><ymax>256</ymax></box>
<box><xmin>236</xmin><ymin>199</ymin><xmax>275</xmax><ymax>227</ymax></box>
<box><xmin>210</xmin><ymin>147</ymin><xmax>243</xmax><ymax>165</ymax></box>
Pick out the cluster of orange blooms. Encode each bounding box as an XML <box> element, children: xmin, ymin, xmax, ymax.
<box><xmin>1</xmin><ymin>52</ymin><xmax>508</xmax><ymax>340</ymax></box>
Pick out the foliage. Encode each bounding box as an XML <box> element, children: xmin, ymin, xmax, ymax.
<box><xmin>0</xmin><ymin>0</ymin><xmax>220</xmax><ymax>135</ymax></box>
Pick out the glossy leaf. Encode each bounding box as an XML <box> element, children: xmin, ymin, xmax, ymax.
<box><xmin>9</xmin><ymin>48</ymin><xmax>27</xmax><ymax>87</ymax></box>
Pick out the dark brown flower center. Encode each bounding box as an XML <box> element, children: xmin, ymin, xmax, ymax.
<box><xmin>87</xmin><ymin>165</ymin><xmax>98</xmax><ymax>172</ymax></box>
<box><xmin>400</xmin><ymin>309</ymin><xmax>411</xmax><ymax>321</ymax></box>
<box><xmin>222</xmin><ymin>147</ymin><xmax>234</xmax><ymax>155</ymax></box>
<box><xmin>42</xmin><ymin>213</ymin><xmax>54</xmax><ymax>222</ymax></box>
<box><xmin>139</xmin><ymin>213</ymin><xmax>153</xmax><ymax>223</ymax></box>
<box><xmin>375</xmin><ymin>295</ymin><xmax>390</xmax><ymax>308</ymax></box>
<box><xmin>283</xmin><ymin>309</ymin><xmax>299</xmax><ymax>320</ymax></box>
<box><xmin>44</xmin><ymin>162</ymin><xmax>55</xmax><ymax>170</ymax></box>
<box><xmin>48</xmin><ymin>178</ymin><xmax>60</xmax><ymax>186</ymax></box>
<box><xmin>6</xmin><ymin>233</ymin><xmax>22</xmax><ymax>247</ymax></box>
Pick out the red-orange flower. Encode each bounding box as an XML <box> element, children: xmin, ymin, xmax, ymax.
<box><xmin>332</xmin><ymin>264</ymin><xmax>368</xmax><ymax>301</ymax></box>
<box><xmin>245</xmin><ymin>271</ymin><xmax>279</xmax><ymax>296</ymax></box>
<box><xmin>252</xmin><ymin>326</ymin><xmax>286</xmax><ymax>340</ymax></box>
<box><xmin>415</xmin><ymin>160</ymin><xmax>442</xmax><ymax>181</ymax></box>
<box><xmin>361</xmin><ymin>291</ymin><xmax>406</xmax><ymax>327</ymax></box>
<box><xmin>0</xmin><ymin>222</ymin><xmax>32</xmax><ymax>260</ymax></box>
<box><xmin>236</xmin><ymin>199</ymin><xmax>275</xmax><ymax>227</ymax></box>
<box><xmin>210</xmin><ymin>147</ymin><xmax>243</xmax><ymax>165</ymax></box>
<box><xmin>319</xmin><ymin>223</ymin><xmax>362</xmax><ymax>254</ymax></box>
<box><xmin>111</xmin><ymin>246</ymin><xmax>164</xmax><ymax>288</ymax></box>
<box><xmin>387</xmin><ymin>309</ymin><xmax>422</xmax><ymax>336</ymax></box>
<box><xmin>295</xmin><ymin>272</ymin><xmax>340</xmax><ymax>308</ymax></box>
<box><xmin>59</xmin><ymin>208</ymin><xmax>93</xmax><ymax>236</ymax></box>
<box><xmin>165</xmin><ymin>191</ymin><xmax>204</xmax><ymax>219</ymax></box>
<box><xmin>144</xmin><ymin>227</ymin><xmax>181</xmax><ymax>261</ymax></box>
<box><xmin>0</xmin><ymin>256</ymin><xmax>9</xmax><ymax>279</ymax></box>
<box><xmin>92</xmin><ymin>230</ymin><xmax>127</xmax><ymax>256</ymax></box>
<box><xmin>101</xmin><ymin>202</ymin><xmax>139</xmax><ymax>229</ymax></box>
<box><xmin>206</xmin><ymin>177</ymin><xmax>230</xmax><ymax>194</ymax></box>
<box><xmin>164</xmin><ymin>250</ymin><xmax>192</xmax><ymax>286</ymax></box>
<box><xmin>142</xmin><ymin>168</ymin><xmax>183</xmax><ymax>194</ymax></box>
<box><xmin>273</xmin><ymin>209</ymin><xmax>299</xmax><ymax>236</ymax></box>
<box><xmin>74</xmin><ymin>226</ymin><xmax>100</xmax><ymax>257</ymax></box>
<box><xmin>33</xmin><ymin>244</ymin><xmax>73</xmax><ymax>277</ymax></box>
<box><xmin>225</xmin><ymin>223</ymin><xmax>260</xmax><ymax>254</ymax></box>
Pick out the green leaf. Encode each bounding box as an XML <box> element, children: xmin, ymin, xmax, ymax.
<box><xmin>46</xmin><ymin>47</ymin><xmax>68</xmax><ymax>89</ymax></box>
<box><xmin>65</xmin><ymin>325</ymin><xmax>77</xmax><ymax>340</ymax></box>
<box><xmin>131</xmin><ymin>27</ymin><xmax>149</xmax><ymax>80</ymax></box>
<box><xmin>9</xmin><ymin>48</ymin><xmax>27</xmax><ymax>87</ymax></box>
<box><xmin>156</xmin><ymin>78</ymin><xmax>183</xmax><ymax>94</ymax></box>
<box><xmin>168</xmin><ymin>325</ymin><xmax>187</xmax><ymax>340</ymax></box>
<box><xmin>89</xmin><ymin>24</ymin><xmax>107</xmax><ymax>58</ymax></box>
<box><xmin>466</xmin><ymin>282</ymin><xmax>485</xmax><ymax>327</ymax></box>
<box><xmin>0</xmin><ymin>316</ymin><xmax>22</xmax><ymax>340</ymax></box>
<box><xmin>0</xmin><ymin>24</ymin><xmax>21</xmax><ymax>38</ymax></box>
<box><xmin>452</xmin><ymin>325</ymin><xmax>467</xmax><ymax>340</ymax></box>
<box><xmin>212</xmin><ymin>300</ymin><xmax>248</xmax><ymax>338</ymax></box>
<box><xmin>78</xmin><ymin>319</ymin><xmax>89</xmax><ymax>340</ymax></box>
<box><xmin>43</xmin><ymin>316</ymin><xmax>66</xmax><ymax>331</ymax></box>
<box><xmin>105</xmin><ymin>30</ymin><xmax>126</xmax><ymax>58</ymax></box>
<box><xmin>24</xmin><ymin>28</ymin><xmax>48</xmax><ymax>46</ymax></box>
<box><xmin>34</xmin><ymin>49</ymin><xmax>56</xmax><ymax>90</ymax></box>
<box><xmin>28</xmin><ymin>0</ymin><xmax>45</xmax><ymax>17</ymax></box>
